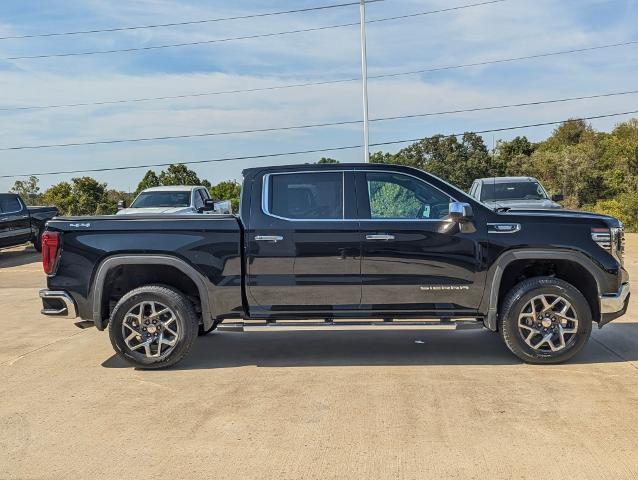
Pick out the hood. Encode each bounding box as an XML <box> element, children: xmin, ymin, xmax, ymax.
<box><xmin>497</xmin><ymin>207</ymin><xmax>622</xmax><ymax>227</ymax></box>
<box><xmin>116</xmin><ymin>207</ymin><xmax>195</xmax><ymax>215</ymax></box>
<box><xmin>484</xmin><ymin>199</ymin><xmax>562</xmax><ymax>210</ymax></box>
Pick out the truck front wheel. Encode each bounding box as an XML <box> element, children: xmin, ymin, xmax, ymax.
<box><xmin>499</xmin><ymin>277</ymin><xmax>592</xmax><ymax>364</ymax></box>
<box><xmin>33</xmin><ymin>229</ymin><xmax>42</xmax><ymax>252</ymax></box>
<box><xmin>108</xmin><ymin>285</ymin><xmax>199</xmax><ymax>369</ymax></box>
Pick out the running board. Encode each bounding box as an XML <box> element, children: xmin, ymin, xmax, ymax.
<box><xmin>217</xmin><ymin>319</ymin><xmax>484</xmax><ymax>332</ymax></box>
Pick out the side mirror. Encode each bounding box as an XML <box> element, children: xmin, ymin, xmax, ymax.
<box><xmin>117</xmin><ymin>200</ymin><xmax>126</xmax><ymax>211</ymax></box>
<box><xmin>198</xmin><ymin>199</ymin><xmax>215</xmax><ymax>213</ymax></box>
<box><xmin>449</xmin><ymin>201</ymin><xmax>473</xmax><ymax>221</ymax></box>
<box><xmin>551</xmin><ymin>193</ymin><xmax>564</xmax><ymax>202</ymax></box>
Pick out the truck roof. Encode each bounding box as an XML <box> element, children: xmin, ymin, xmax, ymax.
<box><xmin>242</xmin><ymin>162</ymin><xmax>420</xmax><ymax>177</ymax></box>
<box><xmin>140</xmin><ymin>185</ymin><xmax>205</xmax><ymax>192</ymax></box>
<box><xmin>475</xmin><ymin>176</ymin><xmax>539</xmax><ymax>184</ymax></box>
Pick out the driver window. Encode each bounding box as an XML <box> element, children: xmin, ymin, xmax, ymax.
<box><xmin>193</xmin><ymin>190</ymin><xmax>204</xmax><ymax>210</ymax></box>
<box><xmin>365</xmin><ymin>172</ymin><xmax>450</xmax><ymax>220</ymax></box>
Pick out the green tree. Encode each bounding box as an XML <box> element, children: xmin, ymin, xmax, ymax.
<box><xmin>317</xmin><ymin>157</ymin><xmax>339</xmax><ymax>164</ymax></box>
<box><xmin>371</xmin><ymin>132</ymin><xmax>501</xmax><ymax>190</ymax></box>
<box><xmin>10</xmin><ymin>175</ymin><xmax>41</xmax><ymax>205</ymax></box>
<box><xmin>41</xmin><ymin>177</ymin><xmax>112</xmax><ymax>215</ymax></box>
<box><xmin>134</xmin><ymin>170</ymin><xmax>160</xmax><ymax>196</ymax></box>
<box><xmin>158</xmin><ymin>164</ymin><xmax>202</xmax><ymax>186</ymax></box>
<box><xmin>209</xmin><ymin>180</ymin><xmax>241</xmax><ymax>213</ymax></box>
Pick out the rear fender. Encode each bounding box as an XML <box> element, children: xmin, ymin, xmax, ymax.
<box><xmin>90</xmin><ymin>255</ymin><xmax>214</xmax><ymax>330</ymax></box>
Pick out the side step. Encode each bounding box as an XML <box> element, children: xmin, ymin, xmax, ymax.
<box><xmin>217</xmin><ymin>318</ymin><xmax>484</xmax><ymax>332</ymax></box>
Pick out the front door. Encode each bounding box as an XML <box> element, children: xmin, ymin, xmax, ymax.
<box><xmin>246</xmin><ymin>170</ymin><xmax>361</xmax><ymax>316</ymax></box>
<box><xmin>356</xmin><ymin>171</ymin><xmax>485</xmax><ymax>315</ymax></box>
<box><xmin>0</xmin><ymin>194</ymin><xmax>31</xmax><ymax>248</ymax></box>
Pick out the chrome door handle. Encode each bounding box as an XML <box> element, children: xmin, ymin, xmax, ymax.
<box><xmin>365</xmin><ymin>234</ymin><xmax>395</xmax><ymax>241</ymax></box>
<box><xmin>255</xmin><ymin>235</ymin><xmax>283</xmax><ymax>242</ymax></box>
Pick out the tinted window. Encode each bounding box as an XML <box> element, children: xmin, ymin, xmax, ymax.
<box><xmin>131</xmin><ymin>191</ymin><xmax>190</xmax><ymax>208</ymax></box>
<box><xmin>480</xmin><ymin>181</ymin><xmax>548</xmax><ymax>201</ymax></box>
<box><xmin>193</xmin><ymin>190</ymin><xmax>204</xmax><ymax>210</ymax></box>
<box><xmin>0</xmin><ymin>194</ymin><xmax>22</xmax><ymax>213</ymax></box>
<box><xmin>269</xmin><ymin>172</ymin><xmax>343</xmax><ymax>219</ymax></box>
<box><xmin>365</xmin><ymin>172</ymin><xmax>451</xmax><ymax>220</ymax></box>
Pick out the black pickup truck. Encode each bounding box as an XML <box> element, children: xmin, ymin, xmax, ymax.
<box><xmin>39</xmin><ymin>163</ymin><xmax>630</xmax><ymax>368</ymax></box>
<box><xmin>1</xmin><ymin>193</ymin><xmax>58</xmax><ymax>252</ymax></box>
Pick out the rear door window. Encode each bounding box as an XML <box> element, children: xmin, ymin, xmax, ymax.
<box><xmin>267</xmin><ymin>172</ymin><xmax>343</xmax><ymax>220</ymax></box>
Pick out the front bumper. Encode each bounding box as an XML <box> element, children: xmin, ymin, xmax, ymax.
<box><xmin>599</xmin><ymin>283</ymin><xmax>630</xmax><ymax>326</ymax></box>
<box><xmin>39</xmin><ymin>289</ymin><xmax>78</xmax><ymax>319</ymax></box>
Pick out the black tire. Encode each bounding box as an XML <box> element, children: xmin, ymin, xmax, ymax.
<box><xmin>33</xmin><ymin>229</ymin><xmax>42</xmax><ymax>252</ymax></box>
<box><xmin>198</xmin><ymin>323</ymin><xmax>216</xmax><ymax>336</ymax></box>
<box><xmin>108</xmin><ymin>285</ymin><xmax>199</xmax><ymax>369</ymax></box>
<box><xmin>499</xmin><ymin>277</ymin><xmax>592</xmax><ymax>364</ymax></box>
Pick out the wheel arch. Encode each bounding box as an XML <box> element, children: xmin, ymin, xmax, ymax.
<box><xmin>91</xmin><ymin>255</ymin><xmax>214</xmax><ymax>331</ymax></box>
<box><xmin>482</xmin><ymin>249</ymin><xmax>604</xmax><ymax>331</ymax></box>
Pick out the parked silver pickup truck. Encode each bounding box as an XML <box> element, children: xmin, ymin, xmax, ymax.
<box><xmin>117</xmin><ymin>185</ymin><xmax>213</xmax><ymax>215</ymax></box>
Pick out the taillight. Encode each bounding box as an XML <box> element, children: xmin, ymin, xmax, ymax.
<box><xmin>42</xmin><ymin>231</ymin><xmax>60</xmax><ymax>275</ymax></box>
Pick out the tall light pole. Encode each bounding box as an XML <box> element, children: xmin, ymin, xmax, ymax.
<box><xmin>359</xmin><ymin>0</ymin><xmax>370</xmax><ymax>162</ymax></box>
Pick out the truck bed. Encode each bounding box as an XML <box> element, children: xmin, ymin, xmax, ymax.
<box><xmin>45</xmin><ymin>214</ymin><xmax>244</xmax><ymax>325</ymax></box>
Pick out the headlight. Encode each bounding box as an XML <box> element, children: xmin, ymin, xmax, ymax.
<box><xmin>591</xmin><ymin>224</ymin><xmax>624</xmax><ymax>265</ymax></box>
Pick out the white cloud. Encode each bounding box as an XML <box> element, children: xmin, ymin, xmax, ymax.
<box><xmin>0</xmin><ymin>0</ymin><xmax>637</xmax><ymax>191</ymax></box>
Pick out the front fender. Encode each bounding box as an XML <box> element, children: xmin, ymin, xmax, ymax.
<box><xmin>480</xmin><ymin>248</ymin><xmax>609</xmax><ymax>331</ymax></box>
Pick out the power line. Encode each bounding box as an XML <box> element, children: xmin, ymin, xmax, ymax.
<box><xmin>3</xmin><ymin>0</ymin><xmax>507</xmax><ymax>60</ymax></box>
<box><xmin>0</xmin><ymin>1</ymin><xmax>385</xmax><ymax>41</ymax></box>
<box><xmin>3</xmin><ymin>39</ymin><xmax>635</xmax><ymax>112</ymax></box>
<box><xmin>2</xmin><ymin>90</ymin><xmax>637</xmax><ymax>151</ymax></box>
<box><xmin>2</xmin><ymin>109</ymin><xmax>637</xmax><ymax>179</ymax></box>
<box><xmin>370</xmin><ymin>40</ymin><xmax>638</xmax><ymax>79</ymax></box>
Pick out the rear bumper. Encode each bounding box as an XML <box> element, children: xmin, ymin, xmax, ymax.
<box><xmin>599</xmin><ymin>283</ymin><xmax>630</xmax><ymax>326</ymax></box>
<box><xmin>39</xmin><ymin>289</ymin><xmax>78</xmax><ymax>319</ymax></box>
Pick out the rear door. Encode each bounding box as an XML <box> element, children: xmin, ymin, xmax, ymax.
<box><xmin>356</xmin><ymin>170</ymin><xmax>485</xmax><ymax>315</ymax></box>
<box><xmin>0</xmin><ymin>194</ymin><xmax>31</xmax><ymax>248</ymax></box>
<box><xmin>246</xmin><ymin>170</ymin><xmax>361</xmax><ymax>316</ymax></box>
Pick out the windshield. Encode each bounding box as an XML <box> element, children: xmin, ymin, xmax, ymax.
<box><xmin>480</xmin><ymin>181</ymin><xmax>548</xmax><ymax>202</ymax></box>
<box><xmin>131</xmin><ymin>191</ymin><xmax>190</xmax><ymax>208</ymax></box>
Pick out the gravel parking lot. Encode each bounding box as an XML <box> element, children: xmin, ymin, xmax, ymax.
<box><xmin>1</xmin><ymin>237</ymin><xmax>637</xmax><ymax>480</ymax></box>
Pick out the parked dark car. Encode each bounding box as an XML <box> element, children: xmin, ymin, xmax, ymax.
<box><xmin>39</xmin><ymin>164</ymin><xmax>629</xmax><ymax>368</ymax></box>
<box><xmin>469</xmin><ymin>176</ymin><xmax>563</xmax><ymax>210</ymax></box>
<box><xmin>0</xmin><ymin>193</ymin><xmax>58</xmax><ymax>251</ymax></box>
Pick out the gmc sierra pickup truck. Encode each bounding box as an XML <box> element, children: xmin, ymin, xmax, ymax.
<box><xmin>39</xmin><ymin>163</ymin><xmax>630</xmax><ymax>368</ymax></box>
<box><xmin>1</xmin><ymin>193</ymin><xmax>58</xmax><ymax>251</ymax></box>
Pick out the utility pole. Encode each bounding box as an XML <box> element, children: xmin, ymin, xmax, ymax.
<box><xmin>359</xmin><ymin>0</ymin><xmax>370</xmax><ymax>162</ymax></box>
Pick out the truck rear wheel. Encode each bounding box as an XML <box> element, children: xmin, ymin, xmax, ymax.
<box><xmin>499</xmin><ymin>277</ymin><xmax>592</xmax><ymax>364</ymax></box>
<box><xmin>108</xmin><ymin>285</ymin><xmax>198</xmax><ymax>369</ymax></box>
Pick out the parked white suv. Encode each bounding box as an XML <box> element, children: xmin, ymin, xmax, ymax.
<box><xmin>117</xmin><ymin>186</ymin><xmax>212</xmax><ymax>215</ymax></box>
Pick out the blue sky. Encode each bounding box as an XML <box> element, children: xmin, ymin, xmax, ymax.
<box><xmin>0</xmin><ymin>0</ymin><xmax>636</xmax><ymax>192</ymax></box>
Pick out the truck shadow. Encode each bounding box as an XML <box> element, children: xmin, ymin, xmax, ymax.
<box><xmin>0</xmin><ymin>246</ymin><xmax>39</xmax><ymax>268</ymax></box>
<box><xmin>102</xmin><ymin>323</ymin><xmax>638</xmax><ymax>369</ymax></box>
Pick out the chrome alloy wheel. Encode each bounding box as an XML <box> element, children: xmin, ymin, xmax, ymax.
<box><xmin>517</xmin><ymin>294</ymin><xmax>579</xmax><ymax>352</ymax></box>
<box><xmin>121</xmin><ymin>301</ymin><xmax>180</xmax><ymax>358</ymax></box>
